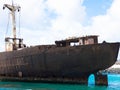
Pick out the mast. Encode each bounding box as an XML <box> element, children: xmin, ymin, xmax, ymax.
<box><xmin>3</xmin><ymin>3</ymin><xmax>21</xmax><ymax>50</ymax></box>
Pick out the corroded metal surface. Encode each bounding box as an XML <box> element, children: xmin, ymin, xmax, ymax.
<box><xmin>0</xmin><ymin>42</ymin><xmax>119</xmax><ymax>79</ymax></box>
<box><xmin>95</xmin><ymin>74</ymin><xmax>108</xmax><ymax>85</ymax></box>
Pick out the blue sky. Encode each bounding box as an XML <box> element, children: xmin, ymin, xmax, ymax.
<box><xmin>83</xmin><ymin>0</ymin><xmax>113</xmax><ymax>17</ymax></box>
<box><xmin>83</xmin><ymin>0</ymin><xmax>113</xmax><ymax>25</ymax></box>
<box><xmin>0</xmin><ymin>0</ymin><xmax>119</xmax><ymax>59</ymax></box>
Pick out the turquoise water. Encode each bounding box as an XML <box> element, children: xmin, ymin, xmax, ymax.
<box><xmin>0</xmin><ymin>74</ymin><xmax>120</xmax><ymax>90</ymax></box>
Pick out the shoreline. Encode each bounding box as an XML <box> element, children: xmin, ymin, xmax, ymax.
<box><xmin>105</xmin><ymin>61</ymin><xmax>120</xmax><ymax>74</ymax></box>
<box><xmin>106</xmin><ymin>68</ymin><xmax>120</xmax><ymax>74</ymax></box>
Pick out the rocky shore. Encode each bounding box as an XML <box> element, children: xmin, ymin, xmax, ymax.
<box><xmin>106</xmin><ymin>68</ymin><xmax>120</xmax><ymax>74</ymax></box>
<box><xmin>105</xmin><ymin>61</ymin><xmax>120</xmax><ymax>74</ymax></box>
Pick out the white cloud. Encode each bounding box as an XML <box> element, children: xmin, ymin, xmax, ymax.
<box><xmin>17</xmin><ymin>0</ymin><xmax>47</xmax><ymax>29</ymax></box>
<box><xmin>44</xmin><ymin>0</ymin><xmax>86</xmax><ymax>39</ymax></box>
<box><xmin>84</xmin><ymin>0</ymin><xmax>120</xmax><ymax>42</ymax></box>
<box><xmin>17</xmin><ymin>0</ymin><xmax>86</xmax><ymax>45</ymax></box>
<box><xmin>46</xmin><ymin>0</ymin><xmax>85</xmax><ymax>22</ymax></box>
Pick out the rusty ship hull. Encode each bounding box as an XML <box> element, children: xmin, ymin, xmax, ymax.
<box><xmin>1</xmin><ymin>3</ymin><xmax>120</xmax><ymax>84</ymax></box>
<box><xmin>0</xmin><ymin>42</ymin><xmax>119</xmax><ymax>79</ymax></box>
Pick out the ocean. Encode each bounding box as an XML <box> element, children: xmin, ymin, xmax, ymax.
<box><xmin>0</xmin><ymin>74</ymin><xmax>120</xmax><ymax>90</ymax></box>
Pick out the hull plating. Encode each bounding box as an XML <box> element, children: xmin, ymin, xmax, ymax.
<box><xmin>0</xmin><ymin>42</ymin><xmax>119</xmax><ymax>78</ymax></box>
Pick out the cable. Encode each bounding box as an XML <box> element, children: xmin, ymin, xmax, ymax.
<box><xmin>18</xmin><ymin>10</ymin><xmax>21</xmax><ymax>38</ymax></box>
<box><xmin>5</xmin><ymin>13</ymin><xmax>10</xmax><ymax>37</ymax></box>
